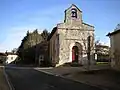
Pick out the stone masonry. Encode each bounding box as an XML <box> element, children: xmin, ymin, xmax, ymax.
<box><xmin>49</xmin><ymin>4</ymin><xmax>95</xmax><ymax>67</ymax></box>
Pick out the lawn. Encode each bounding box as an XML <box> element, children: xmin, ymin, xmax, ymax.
<box><xmin>0</xmin><ymin>67</ymin><xmax>9</xmax><ymax>90</ymax></box>
<box><xmin>96</xmin><ymin>62</ymin><xmax>109</xmax><ymax>65</ymax></box>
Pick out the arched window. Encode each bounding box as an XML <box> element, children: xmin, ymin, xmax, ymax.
<box><xmin>71</xmin><ymin>8</ymin><xmax>77</xmax><ymax>18</ymax></box>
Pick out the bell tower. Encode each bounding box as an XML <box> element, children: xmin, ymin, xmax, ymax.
<box><xmin>64</xmin><ymin>4</ymin><xmax>82</xmax><ymax>25</ymax></box>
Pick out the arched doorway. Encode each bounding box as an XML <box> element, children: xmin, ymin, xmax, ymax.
<box><xmin>72</xmin><ymin>46</ymin><xmax>79</xmax><ymax>62</ymax></box>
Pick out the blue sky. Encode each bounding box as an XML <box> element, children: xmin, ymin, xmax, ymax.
<box><xmin>0</xmin><ymin>0</ymin><xmax>120</xmax><ymax>52</ymax></box>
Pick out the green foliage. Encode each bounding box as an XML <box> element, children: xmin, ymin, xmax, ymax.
<box><xmin>96</xmin><ymin>62</ymin><xmax>109</xmax><ymax>65</ymax></box>
<box><xmin>17</xmin><ymin>29</ymin><xmax>50</xmax><ymax>64</ymax></box>
<box><xmin>41</xmin><ymin>29</ymin><xmax>50</xmax><ymax>41</ymax></box>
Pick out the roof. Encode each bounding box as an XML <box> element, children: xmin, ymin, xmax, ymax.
<box><xmin>65</xmin><ymin>4</ymin><xmax>82</xmax><ymax>13</ymax></box>
<box><xmin>0</xmin><ymin>52</ymin><xmax>7</xmax><ymax>56</ymax></box>
<box><xmin>82</xmin><ymin>22</ymin><xmax>94</xmax><ymax>28</ymax></box>
<box><xmin>47</xmin><ymin>27</ymin><xmax>57</xmax><ymax>41</ymax></box>
<box><xmin>107</xmin><ymin>29</ymin><xmax>120</xmax><ymax>36</ymax></box>
<box><xmin>96</xmin><ymin>44</ymin><xmax>109</xmax><ymax>49</ymax></box>
<box><xmin>5</xmin><ymin>52</ymin><xmax>17</xmax><ymax>55</ymax></box>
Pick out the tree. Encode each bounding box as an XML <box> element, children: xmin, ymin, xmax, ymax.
<box><xmin>115</xmin><ymin>23</ymin><xmax>120</xmax><ymax>31</ymax></box>
<box><xmin>17</xmin><ymin>33</ymin><xmax>29</xmax><ymax>62</ymax></box>
<box><xmin>81</xmin><ymin>32</ymin><xmax>94</xmax><ymax>70</ymax></box>
<box><xmin>41</xmin><ymin>29</ymin><xmax>50</xmax><ymax>41</ymax></box>
<box><xmin>81</xmin><ymin>32</ymin><xmax>94</xmax><ymax>54</ymax></box>
<box><xmin>11</xmin><ymin>48</ymin><xmax>18</xmax><ymax>53</ymax></box>
<box><xmin>17</xmin><ymin>29</ymin><xmax>47</xmax><ymax>64</ymax></box>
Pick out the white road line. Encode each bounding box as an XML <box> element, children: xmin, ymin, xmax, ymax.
<box><xmin>3</xmin><ymin>66</ymin><xmax>15</xmax><ymax>90</ymax></box>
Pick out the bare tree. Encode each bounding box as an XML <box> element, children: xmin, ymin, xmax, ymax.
<box><xmin>12</xmin><ymin>48</ymin><xmax>18</xmax><ymax>53</ymax></box>
<box><xmin>81</xmin><ymin>32</ymin><xmax>94</xmax><ymax>70</ymax></box>
<box><xmin>81</xmin><ymin>32</ymin><xmax>94</xmax><ymax>53</ymax></box>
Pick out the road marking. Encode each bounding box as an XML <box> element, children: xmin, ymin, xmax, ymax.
<box><xmin>3</xmin><ymin>66</ymin><xmax>15</xmax><ymax>90</ymax></box>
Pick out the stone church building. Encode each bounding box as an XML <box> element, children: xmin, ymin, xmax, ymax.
<box><xmin>48</xmin><ymin>4</ymin><xmax>95</xmax><ymax>67</ymax></box>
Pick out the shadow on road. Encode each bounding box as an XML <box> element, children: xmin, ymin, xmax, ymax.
<box><xmin>5</xmin><ymin>66</ymin><xmax>103</xmax><ymax>90</ymax></box>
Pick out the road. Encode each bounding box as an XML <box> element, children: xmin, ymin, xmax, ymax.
<box><xmin>5</xmin><ymin>66</ymin><xmax>102</xmax><ymax>90</ymax></box>
<box><xmin>0</xmin><ymin>67</ymin><xmax>10</xmax><ymax>90</ymax></box>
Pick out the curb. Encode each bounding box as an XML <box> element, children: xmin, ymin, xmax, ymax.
<box><xmin>0</xmin><ymin>65</ymin><xmax>4</xmax><ymax>68</ymax></box>
<box><xmin>3</xmin><ymin>66</ymin><xmax>15</xmax><ymax>90</ymax></box>
<box><xmin>6</xmin><ymin>66</ymin><xmax>53</xmax><ymax>70</ymax></box>
<box><xmin>36</xmin><ymin>69</ymin><xmax>106</xmax><ymax>90</ymax></box>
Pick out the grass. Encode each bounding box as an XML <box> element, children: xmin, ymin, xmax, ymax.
<box><xmin>96</xmin><ymin>62</ymin><xmax>109</xmax><ymax>65</ymax></box>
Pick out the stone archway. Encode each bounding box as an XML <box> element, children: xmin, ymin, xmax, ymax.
<box><xmin>69</xmin><ymin>42</ymin><xmax>83</xmax><ymax>64</ymax></box>
<box><xmin>72</xmin><ymin>46</ymin><xmax>79</xmax><ymax>62</ymax></box>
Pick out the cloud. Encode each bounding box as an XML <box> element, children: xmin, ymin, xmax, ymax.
<box><xmin>0</xmin><ymin>26</ymin><xmax>42</xmax><ymax>52</ymax></box>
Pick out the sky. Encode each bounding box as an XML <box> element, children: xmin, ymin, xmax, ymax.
<box><xmin>0</xmin><ymin>0</ymin><xmax>120</xmax><ymax>52</ymax></box>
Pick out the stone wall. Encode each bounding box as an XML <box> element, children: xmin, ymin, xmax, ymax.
<box><xmin>64</xmin><ymin>4</ymin><xmax>82</xmax><ymax>25</ymax></box>
<box><xmin>56</xmin><ymin>4</ymin><xmax>95</xmax><ymax>66</ymax></box>
<box><xmin>49</xmin><ymin>29</ymin><xmax>59</xmax><ymax>66</ymax></box>
<box><xmin>50</xmin><ymin>4</ymin><xmax>95</xmax><ymax>67</ymax></box>
<box><xmin>110</xmin><ymin>32</ymin><xmax>120</xmax><ymax>70</ymax></box>
<box><xmin>57</xmin><ymin>26</ymin><xmax>95</xmax><ymax>66</ymax></box>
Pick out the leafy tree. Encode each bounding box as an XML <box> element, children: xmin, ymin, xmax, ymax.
<box><xmin>17</xmin><ymin>29</ymin><xmax>47</xmax><ymax>64</ymax></box>
<box><xmin>41</xmin><ymin>29</ymin><xmax>50</xmax><ymax>41</ymax></box>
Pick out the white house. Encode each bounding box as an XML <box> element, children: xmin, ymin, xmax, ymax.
<box><xmin>5</xmin><ymin>52</ymin><xmax>18</xmax><ymax>64</ymax></box>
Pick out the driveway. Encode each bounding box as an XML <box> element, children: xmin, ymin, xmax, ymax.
<box><xmin>5</xmin><ymin>66</ymin><xmax>102</xmax><ymax>90</ymax></box>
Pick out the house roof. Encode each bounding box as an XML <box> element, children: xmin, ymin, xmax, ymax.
<box><xmin>96</xmin><ymin>44</ymin><xmax>109</xmax><ymax>49</ymax></box>
<box><xmin>5</xmin><ymin>52</ymin><xmax>17</xmax><ymax>55</ymax></box>
<box><xmin>47</xmin><ymin>27</ymin><xmax>57</xmax><ymax>41</ymax></box>
<box><xmin>107</xmin><ymin>29</ymin><xmax>120</xmax><ymax>36</ymax></box>
<box><xmin>0</xmin><ymin>52</ymin><xmax>7</xmax><ymax>56</ymax></box>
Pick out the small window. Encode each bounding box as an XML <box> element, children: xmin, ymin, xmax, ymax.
<box><xmin>71</xmin><ymin>8</ymin><xmax>77</xmax><ymax>18</ymax></box>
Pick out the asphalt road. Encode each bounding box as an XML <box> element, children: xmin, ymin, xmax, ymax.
<box><xmin>0</xmin><ymin>67</ymin><xmax>9</xmax><ymax>90</ymax></box>
<box><xmin>5</xmin><ymin>67</ymin><xmax>102</xmax><ymax>90</ymax></box>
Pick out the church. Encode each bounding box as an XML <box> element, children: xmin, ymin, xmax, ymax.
<box><xmin>47</xmin><ymin>4</ymin><xmax>95</xmax><ymax>67</ymax></box>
